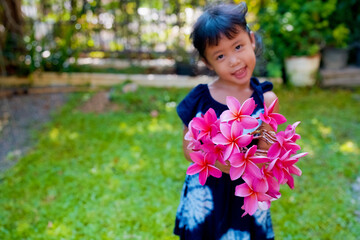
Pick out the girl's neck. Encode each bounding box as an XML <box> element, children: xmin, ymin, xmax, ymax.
<box><xmin>213</xmin><ymin>78</ymin><xmax>252</xmax><ymax>91</ymax></box>
<box><xmin>208</xmin><ymin>78</ymin><xmax>254</xmax><ymax>105</ymax></box>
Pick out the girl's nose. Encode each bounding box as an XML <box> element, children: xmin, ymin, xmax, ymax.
<box><xmin>229</xmin><ymin>55</ymin><xmax>240</xmax><ymax>67</ymax></box>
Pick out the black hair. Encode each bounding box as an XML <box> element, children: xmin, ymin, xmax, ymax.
<box><xmin>190</xmin><ymin>2</ymin><xmax>262</xmax><ymax>60</ymax></box>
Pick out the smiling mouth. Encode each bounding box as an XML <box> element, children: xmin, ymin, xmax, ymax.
<box><xmin>232</xmin><ymin>67</ymin><xmax>247</xmax><ymax>78</ymax></box>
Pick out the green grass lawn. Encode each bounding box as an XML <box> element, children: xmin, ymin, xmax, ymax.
<box><xmin>0</xmin><ymin>84</ymin><xmax>360</xmax><ymax>239</ymax></box>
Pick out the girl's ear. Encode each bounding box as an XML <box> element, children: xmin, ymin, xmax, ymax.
<box><xmin>250</xmin><ymin>31</ymin><xmax>256</xmax><ymax>50</ymax></box>
<box><xmin>201</xmin><ymin>58</ymin><xmax>214</xmax><ymax>70</ymax></box>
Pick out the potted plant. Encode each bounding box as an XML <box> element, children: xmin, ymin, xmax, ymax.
<box><xmin>322</xmin><ymin>25</ymin><xmax>350</xmax><ymax>70</ymax></box>
<box><xmin>258</xmin><ymin>0</ymin><xmax>337</xmax><ymax>86</ymax></box>
<box><xmin>323</xmin><ymin>0</ymin><xmax>360</xmax><ymax>68</ymax></box>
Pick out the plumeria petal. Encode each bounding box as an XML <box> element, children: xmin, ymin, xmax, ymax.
<box><xmin>253</xmin><ymin>176</ymin><xmax>269</xmax><ymax>193</ymax></box>
<box><xmin>204</xmin><ymin>108</ymin><xmax>217</xmax><ymax>124</ymax></box>
<box><xmin>284</xmin><ymin>169</ymin><xmax>295</xmax><ymax>189</ymax></box>
<box><xmin>231</xmin><ymin>121</ymin><xmax>244</xmax><ymax>138</ymax></box>
<box><xmin>243</xmin><ymin>194</ymin><xmax>258</xmax><ymax>216</ymax></box>
<box><xmin>228</xmin><ymin>152</ymin><xmax>245</xmax><ymax>167</ymax></box>
<box><xmin>257</xmin><ymin>192</ymin><xmax>273</xmax><ymax>202</ymax></box>
<box><xmin>259</xmin><ymin>113</ymin><xmax>270</xmax><ymax>124</ymax></box>
<box><xmin>279</xmin><ymin>150</ymin><xmax>292</xmax><ymax>161</ymax></box>
<box><xmin>235</xmin><ymin>134</ymin><xmax>253</xmax><ymax>148</ymax></box>
<box><xmin>212</xmin><ymin>134</ymin><xmax>229</xmax><ymax>145</ymax></box>
<box><xmin>235</xmin><ymin>183</ymin><xmax>252</xmax><ymax>197</ymax></box>
<box><xmin>270</xmin><ymin>113</ymin><xmax>287</xmax><ymax>125</ymax></box>
<box><xmin>246</xmin><ymin>145</ymin><xmax>257</xmax><ymax>158</ymax></box>
<box><xmin>239</xmin><ymin>98</ymin><xmax>256</xmax><ymax>115</ymax></box>
<box><xmin>226</xmin><ymin>96</ymin><xmax>241</xmax><ymax>114</ymax></box>
<box><xmin>189</xmin><ymin>152</ymin><xmax>204</xmax><ymax>165</ymax></box>
<box><xmin>197</xmin><ymin>131</ymin><xmax>209</xmax><ymax>140</ymax></box>
<box><xmin>186</xmin><ymin>164</ymin><xmax>205</xmax><ymax>175</ymax></box>
<box><xmin>273</xmin><ymin>166</ymin><xmax>285</xmax><ymax>183</ymax></box>
<box><xmin>291</xmin><ymin>152</ymin><xmax>308</xmax><ymax>159</ymax></box>
<box><xmin>220</xmin><ymin>122</ymin><xmax>232</xmax><ymax>139</ymax></box>
<box><xmin>223</xmin><ymin>144</ymin><xmax>235</xmax><ymax>160</ymax></box>
<box><xmin>282</xmin><ymin>158</ymin><xmax>299</xmax><ymax>167</ymax></box>
<box><xmin>245</xmin><ymin>161</ymin><xmax>261</xmax><ymax>178</ymax></box>
<box><xmin>250</xmin><ymin>156</ymin><xmax>270</xmax><ymax>164</ymax></box>
<box><xmin>283</xmin><ymin>142</ymin><xmax>301</xmax><ymax>153</ymax></box>
<box><xmin>205</xmin><ymin>152</ymin><xmax>217</xmax><ymax>165</ymax></box>
<box><xmin>210</xmin><ymin>123</ymin><xmax>220</xmax><ymax>138</ymax></box>
<box><xmin>268</xmin><ymin>119</ymin><xmax>278</xmax><ymax>132</ymax></box>
<box><xmin>220</xmin><ymin>110</ymin><xmax>237</xmax><ymax>122</ymax></box>
<box><xmin>230</xmin><ymin>164</ymin><xmax>246</xmax><ymax>181</ymax></box>
<box><xmin>263</xmin><ymin>103</ymin><xmax>269</xmax><ymax>116</ymax></box>
<box><xmin>208</xmin><ymin>165</ymin><xmax>222</xmax><ymax>178</ymax></box>
<box><xmin>199</xmin><ymin>169</ymin><xmax>209</xmax><ymax>186</ymax></box>
<box><xmin>289</xmin><ymin>165</ymin><xmax>302</xmax><ymax>176</ymax></box>
<box><xmin>239</xmin><ymin>116</ymin><xmax>259</xmax><ymax>129</ymax></box>
<box><xmin>191</xmin><ymin>117</ymin><xmax>207</xmax><ymax>131</ymax></box>
<box><xmin>267</xmin><ymin>159</ymin><xmax>277</xmax><ymax>172</ymax></box>
<box><xmin>268</xmin><ymin>143</ymin><xmax>281</xmax><ymax>159</ymax></box>
<box><xmin>267</xmin><ymin>98</ymin><xmax>278</xmax><ymax>113</ymax></box>
<box><xmin>285</xmin><ymin>121</ymin><xmax>301</xmax><ymax>138</ymax></box>
<box><xmin>276</xmin><ymin>131</ymin><xmax>285</xmax><ymax>146</ymax></box>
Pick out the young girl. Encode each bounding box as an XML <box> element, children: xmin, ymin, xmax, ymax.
<box><xmin>174</xmin><ymin>3</ymin><xmax>277</xmax><ymax>240</ymax></box>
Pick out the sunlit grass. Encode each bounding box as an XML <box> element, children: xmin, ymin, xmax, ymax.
<box><xmin>0</xmin><ymin>84</ymin><xmax>360</xmax><ymax>239</ymax></box>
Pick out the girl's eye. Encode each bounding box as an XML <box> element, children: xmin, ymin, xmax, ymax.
<box><xmin>216</xmin><ymin>54</ymin><xmax>224</xmax><ymax>60</ymax></box>
<box><xmin>235</xmin><ymin>45</ymin><xmax>241</xmax><ymax>50</ymax></box>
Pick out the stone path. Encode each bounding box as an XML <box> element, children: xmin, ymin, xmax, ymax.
<box><xmin>0</xmin><ymin>93</ymin><xmax>68</xmax><ymax>172</ymax></box>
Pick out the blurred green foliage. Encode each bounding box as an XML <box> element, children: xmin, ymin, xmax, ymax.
<box><xmin>1</xmin><ymin>0</ymin><xmax>359</xmax><ymax>77</ymax></box>
<box><xmin>0</xmin><ymin>85</ymin><xmax>360</xmax><ymax>239</ymax></box>
<box><xmin>257</xmin><ymin>0</ymin><xmax>360</xmax><ymax>76</ymax></box>
<box><xmin>258</xmin><ymin>0</ymin><xmax>337</xmax><ymax>58</ymax></box>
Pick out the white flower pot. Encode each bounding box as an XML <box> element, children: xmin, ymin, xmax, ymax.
<box><xmin>285</xmin><ymin>54</ymin><xmax>321</xmax><ymax>86</ymax></box>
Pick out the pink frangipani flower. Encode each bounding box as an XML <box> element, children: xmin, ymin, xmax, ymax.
<box><xmin>187</xmin><ymin>151</ymin><xmax>222</xmax><ymax>186</ymax></box>
<box><xmin>235</xmin><ymin>174</ymin><xmax>273</xmax><ymax>216</ymax></box>
<box><xmin>201</xmin><ymin>138</ymin><xmax>227</xmax><ymax>165</ymax></box>
<box><xmin>267</xmin><ymin>131</ymin><xmax>301</xmax><ymax>159</ymax></box>
<box><xmin>284</xmin><ymin>121</ymin><xmax>301</xmax><ymax>142</ymax></box>
<box><xmin>212</xmin><ymin>121</ymin><xmax>253</xmax><ymax>160</ymax></box>
<box><xmin>267</xmin><ymin>150</ymin><xmax>292</xmax><ymax>184</ymax></box>
<box><xmin>228</xmin><ymin>145</ymin><xmax>269</xmax><ymax>180</ymax></box>
<box><xmin>259</xmin><ymin>98</ymin><xmax>287</xmax><ymax>131</ymax></box>
<box><xmin>220</xmin><ymin>97</ymin><xmax>259</xmax><ymax>129</ymax></box>
<box><xmin>267</xmin><ymin>151</ymin><xmax>307</xmax><ymax>188</ymax></box>
<box><xmin>282</xmin><ymin>152</ymin><xmax>307</xmax><ymax>189</ymax></box>
<box><xmin>185</xmin><ymin>120</ymin><xmax>201</xmax><ymax>151</ymax></box>
<box><xmin>259</xmin><ymin>166</ymin><xmax>281</xmax><ymax>199</ymax></box>
<box><xmin>191</xmin><ymin>108</ymin><xmax>219</xmax><ymax>140</ymax></box>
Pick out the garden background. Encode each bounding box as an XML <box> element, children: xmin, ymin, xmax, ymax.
<box><xmin>0</xmin><ymin>0</ymin><xmax>360</xmax><ymax>239</ymax></box>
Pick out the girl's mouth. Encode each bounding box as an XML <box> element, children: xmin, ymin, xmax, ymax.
<box><xmin>233</xmin><ymin>67</ymin><xmax>247</xmax><ymax>79</ymax></box>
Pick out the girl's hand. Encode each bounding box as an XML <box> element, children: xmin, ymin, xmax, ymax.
<box><xmin>215</xmin><ymin>160</ymin><xmax>230</xmax><ymax>174</ymax></box>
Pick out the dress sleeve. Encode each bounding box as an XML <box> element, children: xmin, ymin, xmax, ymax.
<box><xmin>176</xmin><ymin>84</ymin><xmax>204</xmax><ymax>127</ymax></box>
<box><xmin>250</xmin><ymin>77</ymin><xmax>274</xmax><ymax>105</ymax></box>
<box><xmin>260</xmin><ymin>81</ymin><xmax>273</xmax><ymax>93</ymax></box>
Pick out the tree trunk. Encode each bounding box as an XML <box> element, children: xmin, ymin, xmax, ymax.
<box><xmin>0</xmin><ymin>0</ymin><xmax>24</xmax><ymax>36</ymax></box>
<box><xmin>0</xmin><ymin>0</ymin><xmax>25</xmax><ymax>75</ymax></box>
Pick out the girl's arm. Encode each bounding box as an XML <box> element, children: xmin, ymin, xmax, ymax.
<box><xmin>182</xmin><ymin>126</ymin><xmax>192</xmax><ymax>162</ymax></box>
<box><xmin>257</xmin><ymin>91</ymin><xmax>279</xmax><ymax>151</ymax></box>
<box><xmin>182</xmin><ymin>125</ymin><xmax>231</xmax><ymax>173</ymax></box>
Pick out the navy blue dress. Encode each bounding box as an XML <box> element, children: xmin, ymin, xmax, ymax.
<box><xmin>174</xmin><ymin>78</ymin><xmax>275</xmax><ymax>240</ymax></box>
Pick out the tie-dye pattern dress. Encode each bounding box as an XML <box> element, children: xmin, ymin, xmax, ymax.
<box><xmin>174</xmin><ymin>78</ymin><xmax>275</xmax><ymax>240</ymax></box>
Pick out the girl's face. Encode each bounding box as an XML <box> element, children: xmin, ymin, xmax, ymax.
<box><xmin>203</xmin><ymin>27</ymin><xmax>256</xmax><ymax>87</ymax></box>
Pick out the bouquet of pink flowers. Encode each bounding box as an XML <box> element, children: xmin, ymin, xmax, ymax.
<box><xmin>185</xmin><ymin>96</ymin><xmax>307</xmax><ymax>216</ymax></box>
